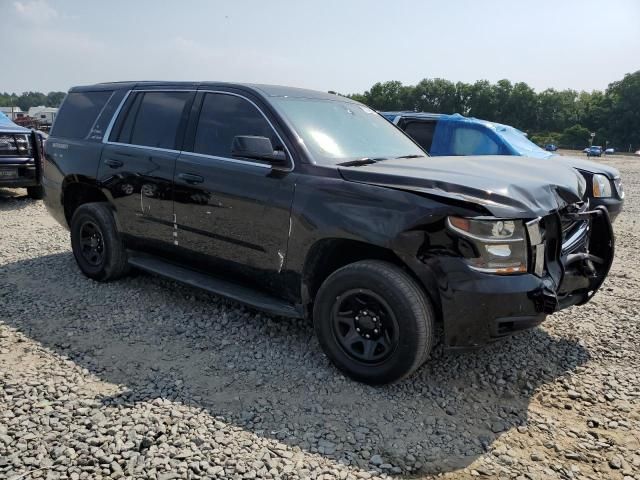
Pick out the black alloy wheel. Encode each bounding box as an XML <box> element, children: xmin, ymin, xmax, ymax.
<box><xmin>314</xmin><ymin>260</ymin><xmax>434</xmax><ymax>384</ymax></box>
<box><xmin>331</xmin><ymin>289</ymin><xmax>399</xmax><ymax>364</ymax></box>
<box><xmin>70</xmin><ymin>202</ymin><xmax>129</xmax><ymax>281</ymax></box>
<box><xmin>79</xmin><ymin>220</ymin><xmax>105</xmax><ymax>267</ymax></box>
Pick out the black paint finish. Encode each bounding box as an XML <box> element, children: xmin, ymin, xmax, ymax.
<box><xmin>42</xmin><ymin>81</ymin><xmax>615</xmax><ymax>348</ymax></box>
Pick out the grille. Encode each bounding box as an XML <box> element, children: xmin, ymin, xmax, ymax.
<box><xmin>560</xmin><ymin>203</ymin><xmax>589</xmax><ymax>255</ymax></box>
<box><xmin>0</xmin><ymin>134</ymin><xmax>30</xmax><ymax>157</ymax></box>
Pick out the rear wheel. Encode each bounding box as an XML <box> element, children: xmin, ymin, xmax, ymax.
<box><xmin>313</xmin><ymin>260</ymin><xmax>434</xmax><ymax>384</ymax></box>
<box><xmin>70</xmin><ymin>202</ymin><xmax>129</xmax><ymax>281</ymax></box>
<box><xmin>27</xmin><ymin>185</ymin><xmax>44</xmax><ymax>200</ymax></box>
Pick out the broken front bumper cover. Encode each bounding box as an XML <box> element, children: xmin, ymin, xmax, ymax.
<box><xmin>530</xmin><ymin>206</ymin><xmax>614</xmax><ymax>313</ymax></box>
<box><xmin>413</xmin><ymin>206</ymin><xmax>615</xmax><ymax>349</ymax></box>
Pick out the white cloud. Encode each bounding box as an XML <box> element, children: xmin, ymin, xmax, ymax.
<box><xmin>13</xmin><ymin>0</ymin><xmax>59</xmax><ymax>24</ymax></box>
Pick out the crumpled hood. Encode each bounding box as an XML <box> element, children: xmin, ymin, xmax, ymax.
<box><xmin>338</xmin><ymin>155</ymin><xmax>587</xmax><ymax>218</ymax></box>
<box><xmin>550</xmin><ymin>155</ymin><xmax>620</xmax><ymax>179</ymax></box>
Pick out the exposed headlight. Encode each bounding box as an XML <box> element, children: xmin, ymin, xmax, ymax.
<box><xmin>592</xmin><ymin>174</ymin><xmax>612</xmax><ymax>198</ymax></box>
<box><xmin>613</xmin><ymin>176</ymin><xmax>624</xmax><ymax>199</ymax></box>
<box><xmin>447</xmin><ymin>217</ymin><xmax>528</xmax><ymax>274</ymax></box>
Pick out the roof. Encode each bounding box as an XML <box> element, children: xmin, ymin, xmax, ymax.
<box><xmin>69</xmin><ymin>81</ymin><xmax>355</xmax><ymax>102</ymax></box>
<box><xmin>0</xmin><ymin>106</ymin><xmax>24</xmax><ymax>113</ymax></box>
<box><xmin>381</xmin><ymin>111</ymin><xmax>520</xmax><ymax>132</ymax></box>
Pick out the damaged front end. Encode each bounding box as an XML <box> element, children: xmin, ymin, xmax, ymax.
<box><xmin>528</xmin><ymin>203</ymin><xmax>614</xmax><ymax>313</ymax></box>
<box><xmin>406</xmin><ymin>201</ymin><xmax>614</xmax><ymax>349</ymax></box>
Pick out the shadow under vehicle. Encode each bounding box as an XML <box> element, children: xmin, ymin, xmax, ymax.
<box><xmin>0</xmin><ymin>251</ymin><xmax>592</xmax><ymax>476</ymax></box>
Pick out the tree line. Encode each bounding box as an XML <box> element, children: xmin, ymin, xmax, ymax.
<box><xmin>346</xmin><ymin>71</ymin><xmax>640</xmax><ymax>151</ymax></box>
<box><xmin>2</xmin><ymin>71</ymin><xmax>639</xmax><ymax>150</ymax></box>
<box><xmin>0</xmin><ymin>91</ymin><xmax>66</xmax><ymax>113</ymax></box>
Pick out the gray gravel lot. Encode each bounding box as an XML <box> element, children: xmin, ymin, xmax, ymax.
<box><xmin>1</xmin><ymin>154</ymin><xmax>639</xmax><ymax>480</ymax></box>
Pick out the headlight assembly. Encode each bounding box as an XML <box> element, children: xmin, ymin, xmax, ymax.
<box><xmin>447</xmin><ymin>217</ymin><xmax>528</xmax><ymax>274</ymax></box>
<box><xmin>592</xmin><ymin>174</ymin><xmax>612</xmax><ymax>198</ymax></box>
<box><xmin>613</xmin><ymin>176</ymin><xmax>624</xmax><ymax>199</ymax></box>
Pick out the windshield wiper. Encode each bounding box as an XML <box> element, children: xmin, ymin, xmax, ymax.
<box><xmin>394</xmin><ymin>154</ymin><xmax>426</xmax><ymax>159</ymax></box>
<box><xmin>338</xmin><ymin>154</ymin><xmax>425</xmax><ymax>167</ymax></box>
<box><xmin>338</xmin><ymin>158</ymin><xmax>382</xmax><ymax>167</ymax></box>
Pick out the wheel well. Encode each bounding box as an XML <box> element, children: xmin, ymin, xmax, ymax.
<box><xmin>63</xmin><ymin>182</ymin><xmax>109</xmax><ymax>225</ymax></box>
<box><xmin>302</xmin><ymin>238</ymin><xmax>438</xmax><ymax>316</ymax></box>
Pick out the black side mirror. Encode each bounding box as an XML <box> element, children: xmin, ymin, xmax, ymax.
<box><xmin>231</xmin><ymin>136</ymin><xmax>287</xmax><ymax>164</ymax></box>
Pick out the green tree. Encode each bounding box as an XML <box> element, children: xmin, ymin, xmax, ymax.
<box><xmin>604</xmin><ymin>71</ymin><xmax>640</xmax><ymax>149</ymax></box>
<box><xmin>466</xmin><ymin>80</ymin><xmax>497</xmax><ymax>120</ymax></box>
<box><xmin>46</xmin><ymin>92</ymin><xmax>66</xmax><ymax>107</ymax></box>
<box><xmin>560</xmin><ymin>124</ymin><xmax>591</xmax><ymax>148</ymax></box>
<box><xmin>412</xmin><ymin>78</ymin><xmax>459</xmax><ymax>113</ymax></box>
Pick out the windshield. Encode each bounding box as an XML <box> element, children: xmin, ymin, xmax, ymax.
<box><xmin>270</xmin><ymin>97</ymin><xmax>426</xmax><ymax>165</ymax></box>
<box><xmin>495</xmin><ymin>126</ymin><xmax>552</xmax><ymax>159</ymax></box>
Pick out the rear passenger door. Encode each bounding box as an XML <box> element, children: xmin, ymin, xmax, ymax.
<box><xmin>172</xmin><ymin>90</ymin><xmax>295</xmax><ymax>294</ymax></box>
<box><xmin>98</xmin><ymin>90</ymin><xmax>194</xmax><ymax>245</ymax></box>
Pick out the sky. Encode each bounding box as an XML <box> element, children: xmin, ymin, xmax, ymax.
<box><xmin>2</xmin><ymin>0</ymin><xmax>639</xmax><ymax>95</ymax></box>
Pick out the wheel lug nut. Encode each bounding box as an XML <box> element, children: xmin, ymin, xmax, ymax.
<box><xmin>355</xmin><ymin>316</ymin><xmax>359</xmax><ymax>321</ymax></box>
<box><xmin>356</xmin><ymin>328</ymin><xmax>360</xmax><ymax>332</ymax></box>
<box><xmin>374</xmin><ymin>329</ymin><xmax>378</xmax><ymax>333</ymax></box>
<box><xmin>365</xmin><ymin>334</ymin><xmax>370</xmax><ymax>338</ymax></box>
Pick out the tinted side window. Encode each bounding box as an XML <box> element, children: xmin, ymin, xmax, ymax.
<box><xmin>404</xmin><ymin>121</ymin><xmax>436</xmax><ymax>152</ymax></box>
<box><xmin>52</xmin><ymin>91</ymin><xmax>112</xmax><ymax>140</ymax></box>
<box><xmin>116</xmin><ymin>92</ymin><xmax>190</xmax><ymax>149</ymax></box>
<box><xmin>193</xmin><ymin>93</ymin><xmax>279</xmax><ymax>158</ymax></box>
<box><xmin>451</xmin><ymin>126</ymin><xmax>501</xmax><ymax>155</ymax></box>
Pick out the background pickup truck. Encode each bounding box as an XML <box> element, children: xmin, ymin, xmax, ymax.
<box><xmin>0</xmin><ymin>111</ymin><xmax>44</xmax><ymax>199</ymax></box>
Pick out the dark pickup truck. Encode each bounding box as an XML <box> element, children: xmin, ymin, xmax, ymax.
<box><xmin>0</xmin><ymin>112</ymin><xmax>44</xmax><ymax>199</ymax></box>
<box><xmin>42</xmin><ymin>82</ymin><xmax>614</xmax><ymax>384</ymax></box>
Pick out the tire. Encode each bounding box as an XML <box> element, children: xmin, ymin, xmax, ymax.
<box><xmin>70</xmin><ymin>202</ymin><xmax>129</xmax><ymax>281</ymax></box>
<box><xmin>313</xmin><ymin>260</ymin><xmax>434</xmax><ymax>385</ymax></box>
<box><xmin>27</xmin><ymin>185</ymin><xmax>44</xmax><ymax>200</ymax></box>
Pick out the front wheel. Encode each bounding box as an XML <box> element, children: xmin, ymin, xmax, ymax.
<box><xmin>313</xmin><ymin>260</ymin><xmax>434</xmax><ymax>385</ymax></box>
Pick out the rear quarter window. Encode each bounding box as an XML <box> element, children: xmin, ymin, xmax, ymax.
<box><xmin>51</xmin><ymin>91</ymin><xmax>113</xmax><ymax>140</ymax></box>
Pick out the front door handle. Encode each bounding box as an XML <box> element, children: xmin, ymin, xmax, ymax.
<box><xmin>177</xmin><ymin>173</ymin><xmax>204</xmax><ymax>184</ymax></box>
<box><xmin>104</xmin><ymin>158</ymin><xmax>124</xmax><ymax>168</ymax></box>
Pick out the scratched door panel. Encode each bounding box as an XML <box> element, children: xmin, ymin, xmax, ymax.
<box><xmin>98</xmin><ymin>144</ymin><xmax>178</xmax><ymax>242</ymax></box>
<box><xmin>172</xmin><ymin>153</ymin><xmax>294</xmax><ymax>287</ymax></box>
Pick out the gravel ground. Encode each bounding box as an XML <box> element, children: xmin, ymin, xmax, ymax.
<box><xmin>0</xmin><ymin>154</ymin><xmax>639</xmax><ymax>480</ymax></box>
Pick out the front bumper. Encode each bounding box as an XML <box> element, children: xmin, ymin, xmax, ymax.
<box><xmin>589</xmin><ymin>196</ymin><xmax>623</xmax><ymax>222</ymax></box>
<box><xmin>412</xmin><ymin>207</ymin><xmax>614</xmax><ymax>349</ymax></box>
<box><xmin>0</xmin><ymin>162</ymin><xmax>38</xmax><ymax>188</ymax></box>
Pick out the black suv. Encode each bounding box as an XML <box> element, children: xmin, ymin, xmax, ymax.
<box><xmin>0</xmin><ymin>112</ymin><xmax>44</xmax><ymax>199</ymax></box>
<box><xmin>43</xmin><ymin>82</ymin><xmax>614</xmax><ymax>384</ymax></box>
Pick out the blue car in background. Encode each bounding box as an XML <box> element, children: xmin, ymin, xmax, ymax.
<box><xmin>382</xmin><ymin>112</ymin><xmax>624</xmax><ymax>221</ymax></box>
<box><xmin>587</xmin><ymin>146</ymin><xmax>603</xmax><ymax>157</ymax></box>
